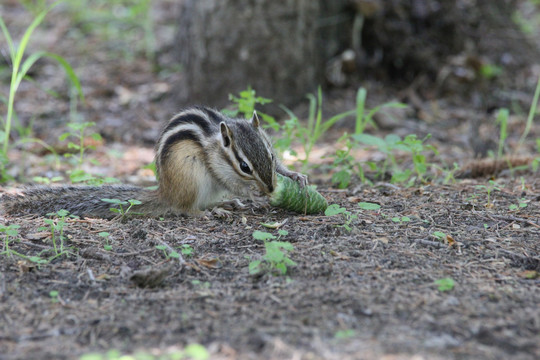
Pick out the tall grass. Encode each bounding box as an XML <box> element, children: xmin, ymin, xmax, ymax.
<box><xmin>517</xmin><ymin>75</ymin><xmax>540</xmax><ymax>150</ymax></box>
<box><xmin>0</xmin><ymin>2</ymin><xmax>83</xmax><ymax>175</ymax></box>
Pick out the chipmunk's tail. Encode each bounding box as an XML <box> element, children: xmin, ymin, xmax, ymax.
<box><xmin>1</xmin><ymin>185</ymin><xmax>164</xmax><ymax>219</ymax></box>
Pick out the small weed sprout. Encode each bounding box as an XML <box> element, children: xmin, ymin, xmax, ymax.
<box><xmin>0</xmin><ymin>224</ymin><xmax>20</xmax><ymax>255</ymax></box>
<box><xmin>475</xmin><ymin>180</ymin><xmax>502</xmax><ymax>207</ymax></box>
<box><xmin>180</xmin><ymin>244</ymin><xmax>194</xmax><ymax>257</ymax></box>
<box><xmin>334</xmin><ymin>329</ymin><xmax>356</xmax><ymax>340</ymax></box>
<box><xmin>435</xmin><ymin>162</ymin><xmax>461</xmax><ymax>184</ymax></box>
<box><xmin>59</xmin><ymin>122</ymin><xmax>104</xmax><ymax>183</ymax></box>
<box><xmin>434</xmin><ymin>277</ymin><xmax>455</xmax><ymax>292</ymax></box>
<box><xmin>325</xmin><ymin>204</ymin><xmax>358</xmax><ymax>232</ymax></box>
<box><xmin>155</xmin><ymin>245</ymin><xmax>180</xmax><ymax>260</ymax></box>
<box><xmin>509</xmin><ymin>199</ymin><xmax>528</xmax><ymax>211</ymax></box>
<box><xmin>331</xmin><ymin>136</ymin><xmax>367</xmax><ymax>188</ymax></box>
<box><xmin>80</xmin><ymin>344</ymin><xmax>210</xmax><ymax>360</ymax></box>
<box><xmin>101</xmin><ymin>198</ymin><xmax>143</xmax><ymax>219</ymax></box>
<box><xmin>49</xmin><ymin>290</ymin><xmax>60</xmax><ymax>303</ymax></box>
<box><xmin>391</xmin><ymin>216</ymin><xmax>411</xmax><ymax>224</ymax></box>
<box><xmin>249</xmin><ymin>230</ymin><xmax>296</xmax><ymax>275</ymax></box>
<box><xmin>399</xmin><ymin>134</ymin><xmax>438</xmax><ymax>183</ymax></box>
<box><xmin>191</xmin><ymin>279</ymin><xmax>211</xmax><ymax>289</ymax></box>
<box><xmin>432</xmin><ymin>231</ymin><xmax>447</xmax><ymax>242</ymax></box>
<box><xmin>38</xmin><ymin>209</ymin><xmax>77</xmax><ymax>256</ymax></box>
<box><xmin>98</xmin><ymin>232</ymin><xmax>112</xmax><ymax>251</ymax></box>
<box><xmin>226</xmin><ymin>87</ymin><xmax>273</xmax><ymax>119</ymax></box>
<box><xmin>33</xmin><ymin>176</ymin><xmax>64</xmax><ymax>184</ymax></box>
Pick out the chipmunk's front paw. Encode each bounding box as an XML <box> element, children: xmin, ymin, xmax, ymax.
<box><xmin>277</xmin><ymin>166</ymin><xmax>308</xmax><ymax>188</ymax></box>
<box><xmin>204</xmin><ymin>207</ymin><xmax>232</xmax><ymax>220</ymax></box>
<box><xmin>287</xmin><ymin>171</ymin><xmax>308</xmax><ymax>188</ymax></box>
<box><xmin>218</xmin><ymin>198</ymin><xmax>247</xmax><ymax>211</ymax></box>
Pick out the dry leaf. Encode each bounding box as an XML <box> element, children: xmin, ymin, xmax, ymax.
<box><xmin>329</xmin><ymin>250</ymin><xmax>350</xmax><ymax>260</ymax></box>
<box><xmin>196</xmin><ymin>258</ymin><xmax>219</xmax><ymax>269</ymax></box>
<box><xmin>26</xmin><ymin>232</ymin><xmax>50</xmax><ymax>240</ymax></box>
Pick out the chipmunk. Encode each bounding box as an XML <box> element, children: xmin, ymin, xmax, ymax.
<box><xmin>1</xmin><ymin>106</ymin><xmax>307</xmax><ymax>218</ymax></box>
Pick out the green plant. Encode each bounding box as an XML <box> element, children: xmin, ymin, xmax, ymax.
<box><xmin>33</xmin><ymin>175</ymin><xmax>64</xmax><ymax>184</ymax></box>
<box><xmin>336</xmin><ymin>130</ymin><xmax>437</xmax><ymax>187</ymax></box>
<box><xmin>79</xmin><ymin>343</ymin><xmax>209</xmax><ymax>360</ymax></box>
<box><xmin>358</xmin><ymin>202</ymin><xmax>381</xmax><ymax>211</ymax></box>
<box><xmin>191</xmin><ymin>279</ymin><xmax>210</xmax><ymax>289</ymax></box>
<box><xmin>434</xmin><ymin>162</ymin><xmax>461</xmax><ymax>184</ymax></box>
<box><xmin>101</xmin><ymin>198</ymin><xmax>142</xmax><ymax>219</ymax></box>
<box><xmin>534</xmin><ymin>138</ymin><xmax>540</xmax><ymax>171</ymax></box>
<box><xmin>19</xmin><ymin>0</ymin><xmax>48</xmax><ymax>15</ymax></box>
<box><xmin>49</xmin><ymin>290</ymin><xmax>60</xmax><ymax>303</ymax></box>
<box><xmin>226</xmin><ymin>87</ymin><xmax>273</xmax><ymax>119</ymax></box>
<box><xmin>334</xmin><ymin>329</ymin><xmax>356</xmax><ymax>340</ymax></box>
<box><xmin>479</xmin><ymin>63</ymin><xmax>503</xmax><ymax>80</ymax></box>
<box><xmin>432</xmin><ymin>231</ymin><xmax>447</xmax><ymax>242</ymax></box>
<box><xmin>398</xmin><ymin>134</ymin><xmax>438</xmax><ymax>183</ymax></box>
<box><xmin>0</xmin><ymin>224</ymin><xmax>50</xmax><ymax>264</ymax></box>
<box><xmin>59</xmin><ymin>121</ymin><xmax>104</xmax><ymax>183</ymax></box>
<box><xmin>517</xmin><ymin>74</ymin><xmax>540</xmax><ymax>150</ymax></box>
<box><xmin>351</xmin><ymin>133</ymin><xmax>403</xmax><ymax>181</ymax></box>
<box><xmin>475</xmin><ymin>180</ymin><xmax>502</xmax><ymax>207</ymax></box>
<box><xmin>434</xmin><ymin>277</ymin><xmax>455</xmax><ymax>292</ymax></box>
<box><xmin>282</xmin><ymin>87</ymin><xmax>355</xmax><ymax>172</ymax></box>
<box><xmin>249</xmin><ymin>230</ymin><xmax>296</xmax><ymax>275</ymax></box>
<box><xmin>179</xmin><ymin>244</ymin><xmax>194</xmax><ymax>257</ymax></box>
<box><xmin>0</xmin><ymin>224</ymin><xmax>20</xmax><ymax>256</ymax></box>
<box><xmin>353</xmin><ymin>87</ymin><xmax>407</xmax><ymax>135</ymax></box>
<box><xmin>0</xmin><ymin>3</ymin><xmax>83</xmax><ymax>180</ymax></box>
<box><xmin>38</xmin><ymin>209</ymin><xmax>77</xmax><ymax>256</ymax></box>
<box><xmin>98</xmin><ymin>232</ymin><xmax>112</xmax><ymax>251</ymax></box>
<box><xmin>330</xmin><ymin>136</ymin><xmax>368</xmax><ymax>188</ymax></box>
<box><xmin>270</xmin><ymin>173</ymin><xmax>328</xmax><ymax>214</ymax></box>
<box><xmin>329</xmin><ymin>88</ymin><xmax>407</xmax><ymax>187</ymax></box>
<box><xmin>155</xmin><ymin>244</ymin><xmax>180</xmax><ymax>260</ymax></box>
<box><xmin>391</xmin><ymin>216</ymin><xmax>411</xmax><ymax>224</ymax></box>
<box><xmin>495</xmin><ymin>108</ymin><xmax>509</xmax><ymax>159</ymax></box>
<box><xmin>509</xmin><ymin>199</ymin><xmax>528</xmax><ymax>211</ymax></box>
<box><xmin>324</xmin><ymin>204</ymin><xmax>357</xmax><ymax>232</ymax></box>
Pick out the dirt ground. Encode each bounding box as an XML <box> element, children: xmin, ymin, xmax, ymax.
<box><xmin>1</xmin><ymin>2</ymin><xmax>539</xmax><ymax>360</ymax></box>
<box><xmin>0</xmin><ymin>176</ymin><xmax>539</xmax><ymax>360</ymax></box>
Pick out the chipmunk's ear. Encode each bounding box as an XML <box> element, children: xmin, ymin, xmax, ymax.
<box><xmin>220</xmin><ymin>122</ymin><xmax>232</xmax><ymax>147</ymax></box>
<box><xmin>250</xmin><ymin>111</ymin><xmax>260</xmax><ymax>128</ymax></box>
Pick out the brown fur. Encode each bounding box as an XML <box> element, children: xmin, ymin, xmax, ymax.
<box><xmin>158</xmin><ymin>140</ymin><xmax>203</xmax><ymax>212</ymax></box>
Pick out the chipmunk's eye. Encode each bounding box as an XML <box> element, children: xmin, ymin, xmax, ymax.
<box><xmin>240</xmin><ymin>160</ymin><xmax>252</xmax><ymax>174</ymax></box>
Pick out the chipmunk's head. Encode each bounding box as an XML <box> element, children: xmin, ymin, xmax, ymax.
<box><xmin>218</xmin><ymin>111</ymin><xmax>277</xmax><ymax>195</ymax></box>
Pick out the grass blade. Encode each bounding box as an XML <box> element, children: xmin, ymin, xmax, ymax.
<box><xmin>41</xmin><ymin>52</ymin><xmax>84</xmax><ymax>102</ymax></box>
<box><xmin>517</xmin><ymin>75</ymin><xmax>540</xmax><ymax>149</ymax></box>
<box><xmin>355</xmin><ymin>87</ymin><xmax>366</xmax><ymax>134</ymax></box>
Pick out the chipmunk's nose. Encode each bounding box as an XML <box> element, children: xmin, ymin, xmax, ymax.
<box><xmin>261</xmin><ymin>173</ymin><xmax>276</xmax><ymax>194</ymax></box>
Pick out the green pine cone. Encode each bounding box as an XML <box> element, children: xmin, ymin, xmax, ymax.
<box><xmin>270</xmin><ymin>173</ymin><xmax>328</xmax><ymax>214</ymax></box>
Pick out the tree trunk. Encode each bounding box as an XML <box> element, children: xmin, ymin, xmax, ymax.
<box><xmin>174</xmin><ymin>0</ymin><xmax>349</xmax><ymax>109</ymax></box>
